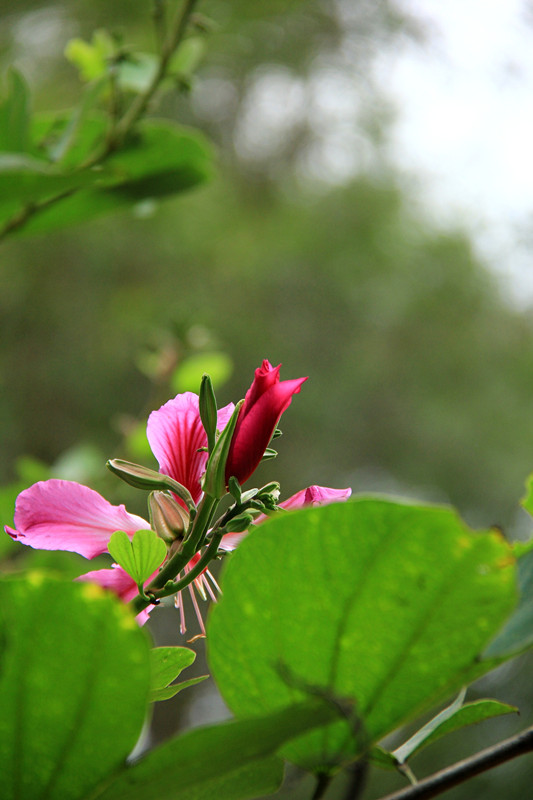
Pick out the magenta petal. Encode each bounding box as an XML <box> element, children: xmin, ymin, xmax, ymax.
<box><xmin>77</xmin><ymin>565</ymin><xmax>153</xmax><ymax>625</ymax></box>
<box><xmin>147</xmin><ymin>392</ymin><xmax>234</xmax><ymax>504</ymax></box>
<box><xmin>219</xmin><ymin>485</ymin><xmax>351</xmax><ymax>552</ymax></box>
<box><xmin>6</xmin><ymin>479</ymin><xmax>150</xmax><ymax>559</ymax></box>
<box><xmin>280</xmin><ymin>485</ymin><xmax>352</xmax><ymax>510</ymax></box>
<box><xmin>226</xmin><ymin>374</ymin><xmax>307</xmax><ymax>485</ymax></box>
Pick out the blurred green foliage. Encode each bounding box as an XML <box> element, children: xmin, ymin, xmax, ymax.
<box><xmin>2</xmin><ymin>3</ymin><xmax>533</xmax><ymax>796</ymax></box>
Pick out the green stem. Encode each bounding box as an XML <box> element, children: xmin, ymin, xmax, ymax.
<box><xmin>0</xmin><ymin>0</ymin><xmax>199</xmax><ymax>242</ymax></box>
<box><xmin>130</xmin><ymin>493</ymin><xmax>218</xmax><ymax>614</ymax></box>
<box><xmin>107</xmin><ymin>0</ymin><xmax>198</xmax><ymax>149</ymax></box>
<box><xmin>373</xmin><ymin>725</ymin><xmax>533</xmax><ymax>800</ymax></box>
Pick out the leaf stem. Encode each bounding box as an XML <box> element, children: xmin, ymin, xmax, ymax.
<box><xmin>130</xmin><ymin>493</ymin><xmax>218</xmax><ymax>614</ymax></box>
<box><xmin>372</xmin><ymin>725</ymin><xmax>533</xmax><ymax>800</ymax></box>
<box><xmin>0</xmin><ymin>0</ymin><xmax>199</xmax><ymax>241</ymax></box>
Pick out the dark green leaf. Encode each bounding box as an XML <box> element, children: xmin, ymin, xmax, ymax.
<box><xmin>0</xmin><ymin>573</ymin><xmax>150</xmax><ymax>800</ymax></box>
<box><xmin>208</xmin><ymin>499</ymin><xmax>517</xmax><ymax>771</ymax></box>
<box><xmin>91</xmin><ymin>701</ymin><xmax>340</xmax><ymax>800</ymax></box>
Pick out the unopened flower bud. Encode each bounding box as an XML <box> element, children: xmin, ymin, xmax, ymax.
<box><xmin>220</xmin><ymin>512</ymin><xmax>255</xmax><ymax>534</ymax></box>
<box><xmin>199</xmin><ymin>373</ymin><xmax>218</xmax><ymax>453</ymax></box>
<box><xmin>107</xmin><ymin>458</ymin><xmax>196</xmax><ymax>514</ymax></box>
<box><xmin>149</xmin><ymin>491</ymin><xmax>190</xmax><ymax>544</ymax></box>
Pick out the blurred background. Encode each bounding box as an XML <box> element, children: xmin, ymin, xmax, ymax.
<box><xmin>2</xmin><ymin>1</ymin><xmax>533</xmax><ymax>798</ymax></box>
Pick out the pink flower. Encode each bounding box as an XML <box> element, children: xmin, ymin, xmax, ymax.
<box><xmin>5</xmin><ymin>479</ymin><xmax>150</xmax><ymax>558</ymax></box>
<box><xmin>147</xmin><ymin>392</ymin><xmax>234</xmax><ymax>505</ymax></box>
<box><xmin>219</xmin><ymin>484</ymin><xmax>352</xmax><ymax>551</ymax></box>
<box><xmin>225</xmin><ymin>360</ymin><xmax>307</xmax><ymax>486</ymax></box>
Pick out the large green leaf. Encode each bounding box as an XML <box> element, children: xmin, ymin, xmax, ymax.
<box><xmin>13</xmin><ymin>119</ymin><xmax>213</xmax><ymax>236</ymax></box>
<box><xmin>207</xmin><ymin>498</ymin><xmax>517</xmax><ymax>771</ymax></box>
<box><xmin>91</xmin><ymin>701</ymin><xmax>340</xmax><ymax>800</ymax></box>
<box><xmin>0</xmin><ymin>573</ymin><xmax>150</xmax><ymax>800</ymax></box>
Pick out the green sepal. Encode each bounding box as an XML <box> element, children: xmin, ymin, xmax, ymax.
<box><xmin>107</xmin><ymin>458</ymin><xmax>196</xmax><ymax>514</ymax></box>
<box><xmin>149</xmin><ymin>491</ymin><xmax>190</xmax><ymax>544</ymax></box>
<box><xmin>199</xmin><ymin>373</ymin><xmax>218</xmax><ymax>453</ymax></box>
<box><xmin>261</xmin><ymin>448</ymin><xmax>278</xmax><ymax>461</ymax></box>
<box><xmin>108</xmin><ymin>529</ymin><xmax>167</xmax><ymax>587</ymax></box>
<box><xmin>202</xmin><ymin>399</ymin><xmax>243</xmax><ymax>499</ymax></box>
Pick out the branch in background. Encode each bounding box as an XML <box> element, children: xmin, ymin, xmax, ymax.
<box><xmin>373</xmin><ymin>726</ymin><xmax>533</xmax><ymax>800</ymax></box>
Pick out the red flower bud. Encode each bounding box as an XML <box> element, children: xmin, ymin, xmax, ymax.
<box><xmin>225</xmin><ymin>360</ymin><xmax>307</xmax><ymax>485</ymax></box>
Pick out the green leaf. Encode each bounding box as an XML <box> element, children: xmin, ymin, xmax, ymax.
<box><xmin>208</xmin><ymin>499</ymin><xmax>517</xmax><ymax>771</ymax></box>
<box><xmin>64</xmin><ymin>30</ymin><xmax>114</xmax><ymax>82</ymax></box>
<box><xmin>484</xmin><ymin>545</ymin><xmax>533</xmax><ymax>658</ymax></box>
<box><xmin>150</xmin><ymin>675</ymin><xmax>208</xmax><ymax>702</ymax></box>
<box><xmin>170</xmin><ymin>37</ymin><xmax>207</xmax><ymax>77</ymax></box>
<box><xmin>0</xmin><ymin>153</ymin><xmax>98</xmax><ymax>223</ymax></box>
<box><xmin>0</xmin><ymin>68</ymin><xmax>31</xmax><ymax>152</ymax></box>
<box><xmin>0</xmin><ymin>573</ymin><xmax>150</xmax><ymax>800</ymax></box>
<box><xmin>521</xmin><ymin>472</ymin><xmax>533</xmax><ymax>519</ymax></box>
<box><xmin>14</xmin><ymin>120</ymin><xmax>214</xmax><ymax>236</ymax></box>
<box><xmin>392</xmin><ymin>695</ymin><xmax>518</xmax><ymax>764</ymax></box>
<box><xmin>172</xmin><ymin>351</ymin><xmax>234</xmax><ymax>393</ymax></box>
<box><xmin>150</xmin><ymin>646</ymin><xmax>196</xmax><ymax>690</ymax></box>
<box><xmin>91</xmin><ymin>701</ymin><xmax>341</xmax><ymax>800</ymax></box>
<box><xmin>108</xmin><ymin>529</ymin><xmax>167</xmax><ymax>586</ymax></box>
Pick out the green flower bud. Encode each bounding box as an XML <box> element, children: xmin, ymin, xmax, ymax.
<box><xmin>149</xmin><ymin>491</ymin><xmax>190</xmax><ymax>545</ymax></box>
<box><xmin>107</xmin><ymin>458</ymin><xmax>196</xmax><ymax>514</ymax></box>
<box><xmin>199</xmin><ymin>373</ymin><xmax>218</xmax><ymax>453</ymax></box>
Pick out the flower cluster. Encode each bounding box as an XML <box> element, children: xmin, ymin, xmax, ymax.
<box><xmin>6</xmin><ymin>360</ymin><xmax>351</xmax><ymax>634</ymax></box>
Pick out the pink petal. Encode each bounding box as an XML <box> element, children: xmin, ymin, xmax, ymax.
<box><xmin>5</xmin><ymin>479</ymin><xmax>150</xmax><ymax>559</ymax></box>
<box><xmin>77</xmin><ymin>565</ymin><xmax>153</xmax><ymax>625</ymax></box>
<box><xmin>147</xmin><ymin>392</ymin><xmax>234</xmax><ymax>504</ymax></box>
<box><xmin>219</xmin><ymin>484</ymin><xmax>351</xmax><ymax>551</ymax></box>
<box><xmin>280</xmin><ymin>485</ymin><xmax>352</xmax><ymax>510</ymax></box>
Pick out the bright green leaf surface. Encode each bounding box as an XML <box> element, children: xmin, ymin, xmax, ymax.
<box><xmin>108</xmin><ymin>529</ymin><xmax>166</xmax><ymax>586</ymax></box>
<box><xmin>172</xmin><ymin>351</ymin><xmax>233</xmax><ymax>393</ymax></box>
<box><xmin>0</xmin><ymin>573</ymin><xmax>150</xmax><ymax>800</ymax></box>
<box><xmin>393</xmin><ymin>697</ymin><xmax>517</xmax><ymax>763</ymax></box>
<box><xmin>150</xmin><ymin>646</ymin><xmax>196</xmax><ymax>690</ymax></box>
<box><xmin>208</xmin><ymin>498</ymin><xmax>517</xmax><ymax>770</ymax></box>
<box><xmin>92</xmin><ymin>701</ymin><xmax>340</xmax><ymax>800</ymax></box>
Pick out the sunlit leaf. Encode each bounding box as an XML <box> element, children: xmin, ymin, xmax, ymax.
<box><xmin>172</xmin><ymin>351</ymin><xmax>234</xmax><ymax>393</ymax></box>
<box><xmin>208</xmin><ymin>499</ymin><xmax>517</xmax><ymax>771</ymax></box>
<box><xmin>0</xmin><ymin>573</ymin><xmax>150</xmax><ymax>800</ymax></box>
<box><xmin>108</xmin><ymin>529</ymin><xmax>166</xmax><ymax>586</ymax></box>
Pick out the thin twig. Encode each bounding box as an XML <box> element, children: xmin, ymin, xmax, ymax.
<box><xmin>0</xmin><ymin>0</ymin><xmax>199</xmax><ymax>242</ymax></box>
<box><xmin>373</xmin><ymin>725</ymin><xmax>533</xmax><ymax>800</ymax></box>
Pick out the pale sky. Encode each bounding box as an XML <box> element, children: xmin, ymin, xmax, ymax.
<box><xmin>380</xmin><ymin>0</ymin><xmax>533</xmax><ymax>305</ymax></box>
